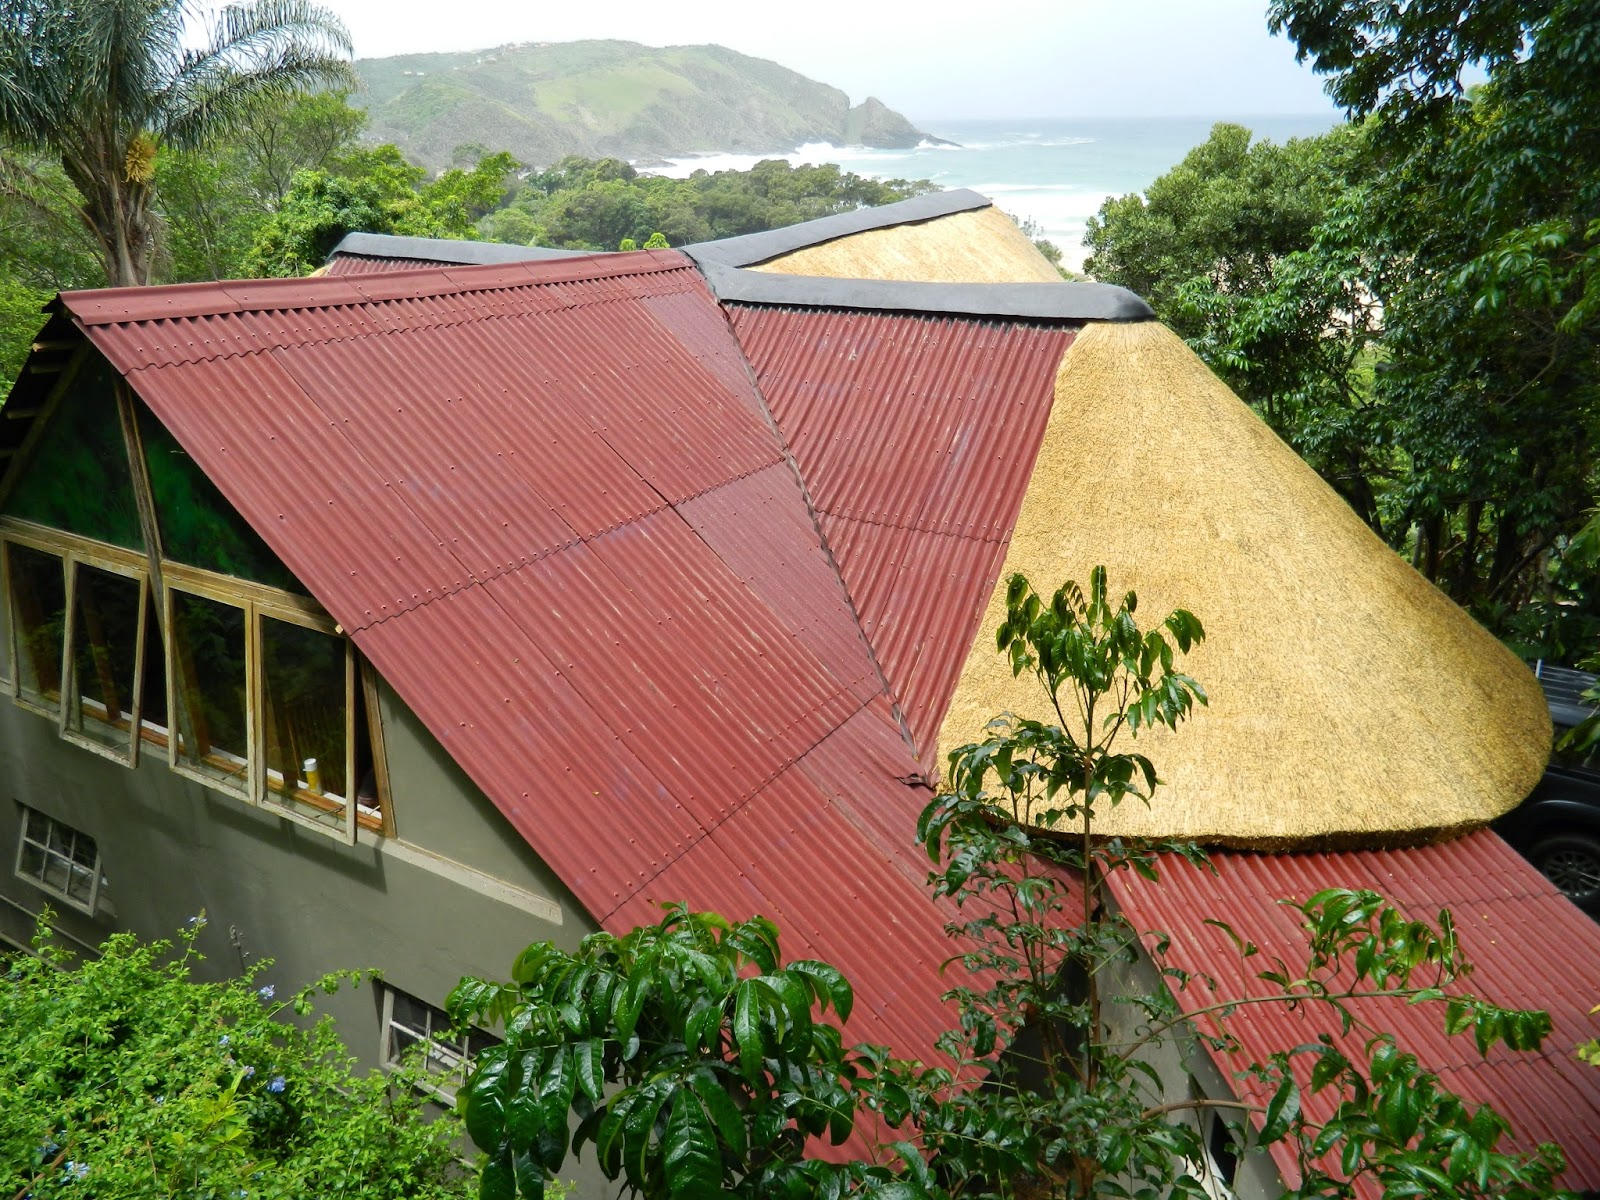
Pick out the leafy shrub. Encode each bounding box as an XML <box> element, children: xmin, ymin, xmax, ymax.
<box><xmin>0</xmin><ymin>915</ymin><xmax>472</xmax><ymax>1200</ymax></box>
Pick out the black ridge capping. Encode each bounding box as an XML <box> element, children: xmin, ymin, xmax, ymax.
<box><xmin>697</xmin><ymin>262</ymin><xmax>1156</xmax><ymax>323</ymax></box>
<box><xmin>325</xmin><ymin>231</ymin><xmax>603</xmax><ymax>267</ymax></box>
<box><xmin>681</xmin><ymin>188</ymin><xmax>993</xmax><ymax>268</ymax></box>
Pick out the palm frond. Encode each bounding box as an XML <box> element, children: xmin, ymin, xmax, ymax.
<box><xmin>158</xmin><ymin>0</ymin><xmax>352</xmax><ymax>148</ymax></box>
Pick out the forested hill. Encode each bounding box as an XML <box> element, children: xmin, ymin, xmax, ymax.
<box><xmin>355</xmin><ymin>41</ymin><xmax>941</xmax><ymax>170</ymax></box>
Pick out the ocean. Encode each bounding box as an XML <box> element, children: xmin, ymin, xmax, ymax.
<box><xmin>649</xmin><ymin>115</ymin><xmax>1341</xmax><ymax>272</ymax></box>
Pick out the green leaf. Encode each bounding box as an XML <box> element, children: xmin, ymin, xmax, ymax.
<box><xmin>789</xmin><ymin>959</ymin><xmax>853</xmax><ymax>1022</ymax></box>
<box><xmin>732</xmin><ymin>980</ymin><xmax>765</xmax><ymax>1079</ymax></box>
<box><xmin>1260</xmin><ymin>1072</ymin><xmax>1300</xmax><ymax>1143</ymax></box>
<box><xmin>688</xmin><ymin>1069</ymin><xmax>748</xmax><ymax>1159</ymax></box>
<box><xmin>663</xmin><ymin>1088</ymin><xmax>722</xmax><ymax>1199</ymax></box>
<box><xmin>480</xmin><ymin>1147</ymin><xmax>516</xmax><ymax>1200</ymax></box>
<box><xmin>575</xmin><ymin>1037</ymin><xmax>606</xmax><ymax>1103</ymax></box>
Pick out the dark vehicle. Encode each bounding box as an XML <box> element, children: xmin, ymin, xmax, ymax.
<box><xmin>1494</xmin><ymin>663</ymin><xmax>1600</xmax><ymax>914</ymax></box>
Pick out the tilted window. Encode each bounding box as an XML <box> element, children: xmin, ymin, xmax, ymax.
<box><xmin>379</xmin><ymin>983</ymin><xmax>500</xmax><ymax>1102</ymax></box>
<box><xmin>5</xmin><ymin>542</ymin><xmax>67</xmax><ymax>717</ymax></box>
<box><xmin>168</xmin><ymin>586</ymin><xmax>251</xmax><ymax>798</ymax></box>
<box><xmin>14</xmin><ymin>805</ymin><xmax>106</xmax><ymax>916</ymax></box>
<box><xmin>64</xmin><ymin>561</ymin><xmax>147</xmax><ymax>761</ymax></box>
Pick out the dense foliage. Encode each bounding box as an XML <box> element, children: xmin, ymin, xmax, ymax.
<box><xmin>0</xmin><ymin>914</ymin><xmax>472</xmax><ymax>1199</ymax></box>
<box><xmin>1087</xmin><ymin>4</ymin><xmax>1600</xmax><ymax>661</ymax></box>
<box><xmin>449</xmin><ymin>569</ymin><xmax>1567</xmax><ymax>1199</ymax></box>
<box><xmin>482</xmin><ymin>154</ymin><xmax>938</xmax><ymax>251</ymax></box>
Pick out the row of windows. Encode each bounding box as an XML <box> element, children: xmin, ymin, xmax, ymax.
<box><xmin>0</xmin><ymin>527</ymin><xmax>387</xmax><ymax>843</ymax></box>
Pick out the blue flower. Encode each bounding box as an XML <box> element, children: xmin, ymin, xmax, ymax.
<box><xmin>242</xmin><ymin>1065</ymin><xmax>255</xmax><ymax>1078</ymax></box>
<box><xmin>218</xmin><ymin>1034</ymin><xmax>230</xmax><ymax>1047</ymax></box>
<box><xmin>266</xmin><ymin>1075</ymin><xmax>286</xmax><ymax>1094</ymax></box>
<box><xmin>63</xmin><ymin>1161</ymin><xmax>88</xmax><ymax>1181</ymax></box>
<box><xmin>186</xmin><ymin>915</ymin><xmax>204</xmax><ymax>926</ymax></box>
<box><xmin>256</xmin><ymin>984</ymin><xmax>275</xmax><ymax>1000</ymax></box>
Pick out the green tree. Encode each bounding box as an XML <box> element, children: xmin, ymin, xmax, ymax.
<box><xmin>1084</xmin><ymin>124</ymin><xmax>1388</xmax><ymax>530</ymax></box>
<box><xmin>1264</xmin><ymin>0</ymin><xmax>1600</xmax><ymax>654</ymax></box>
<box><xmin>243</xmin><ymin>147</ymin><xmax>519</xmax><ymax>276</ymax></box>
<box><xmin>1</xmin><ymin>914</ymin><xmax>472</xmax><ymax>1199</ymax></box>
<box><xmin>450</xmin><ymin>569</ymin><xmax>1567</xmax><ymax>1199</ymax></box>
<box><xmin>0</xmin><ymin>0</ymin><xmax>353</xmax><ymax>286</ymax></box>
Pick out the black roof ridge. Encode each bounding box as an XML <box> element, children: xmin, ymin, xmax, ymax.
<box><xmin>328</xmin><ymin>232</ymin><xmax>601</xmax><ymax>266</ymax></box>
<box><xmin>682</xmin><ymin>188</ymin><xmax>992</xmax><ymax>268</ymax></box>
<box><xmin>699</xmin><ymin>262</ymin><xmax>1155</xmax><ymax>322</ymax></box>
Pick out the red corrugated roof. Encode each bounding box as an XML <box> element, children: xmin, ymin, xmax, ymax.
<box><xmin>47</xmin><ymin>246</ymin><xmax>1600</xmax><ymax>1186</ymax></box>
<box><xmin>60</xmin><ymin>255</ymin><xmax>954</xmax><ymax>1069</ymax></box>
<box><xmin>1107</xmin><ymin>832</ymin><xmax>1600</xmax><ymax>1193</ymax></box>
<box><xmin>324</xmin><ymin>254</ymin><xmax>443</xmax><ymax>275</ymax></box>
<box><xmin>726</xmin><ymin>306</ymin><xmax>1072</xmax><ymax>759</ymax></box>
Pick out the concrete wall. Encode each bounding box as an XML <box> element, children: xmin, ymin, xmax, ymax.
<box><xmin>0</xmin><ymin>679</ymin><xmax>609</xmax><ymax>1194</ymax></box>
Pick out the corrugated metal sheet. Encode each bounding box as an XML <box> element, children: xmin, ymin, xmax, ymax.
<box><xmin>61</xmin><ymin>256</ymin><xmax>965</xmax><ymax>1089</ymax></box>
<box><xmin>726</xmin><ymin>304</ymin><xmax>1072</xmax><ymax>757</ymax></box>
<box><xmin>1108</xmin><ymin>832</ymin><xmax>1600</xmax><ymax>1193</ymax></box>
<box><xmin>324</xmin><ymin>254</ymin><xmax>442</xmax><ymax>275</ymax></box>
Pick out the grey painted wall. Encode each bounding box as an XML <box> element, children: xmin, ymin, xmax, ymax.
<box><xmin>0</xmin><ymin>682</ymin><xmax>611</xmax><ymax>1195</ymax></box>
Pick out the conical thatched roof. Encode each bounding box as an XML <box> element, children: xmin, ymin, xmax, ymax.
<box><xmin>751</xmin><ymin>205</ymin><xmax>1062</xmax><ymax>284</ymax></box>
<box><xmin>938</xmin><ymin>321</ymin><xmax>1550</xmax><ymax>850</ymax></box>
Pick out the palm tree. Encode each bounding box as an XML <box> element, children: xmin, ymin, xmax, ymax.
<box><xmin>0</xmin><ymin>0</ymin><xmax>353</xmax><ymax>286</ymax></box>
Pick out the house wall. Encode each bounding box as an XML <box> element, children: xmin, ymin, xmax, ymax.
<box><xmin>0</xmin><ymin>678</ymin><xmax>610</xmax><ymax>1194</ymax></box>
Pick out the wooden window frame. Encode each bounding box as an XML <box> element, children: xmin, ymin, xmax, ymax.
<box><xmin>14</xmin><ymin>804</ymin><xmax>103</xmax><ymax>916</ymax></box>
<box><xmin>2</xmin><ymin>528</ymin><xmax>73</xmax><ymax>720</ymax></box>
<box><xmin>164</xmin><ymin>577</ymin><xmax>254</xmax><ymax>804</ymax></box>
<box><xmin>255</xmin><ymin>603</ymin><xmax>358</xmax><ymax>845</ymax></box>
<box><xmin>60</xmin><ymin>555</ymin><xmax>149</xmax><ymax>769</ymax></box>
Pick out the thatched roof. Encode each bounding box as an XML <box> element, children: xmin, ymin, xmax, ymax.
<box><xmin>750</xmin><ymin>205</ymin><xmax>1063</xmax><ymax>284</ymax></box>
<box><xmin>938</xmin><ymin>321</ymin><xmax>1550</xmax><ymax>850</ymax></box>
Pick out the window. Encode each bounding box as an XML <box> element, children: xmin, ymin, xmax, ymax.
<box><xmin>6</xmin><ymin>542</ymin><xmax>66</xmax><ymax>716</ymax></box>
<box><xmin>379</xmin><ymin>984</ymin><xmax>500</xmax><ymax>1101</ymax></box>
<box><xmin>168</xmin><ymin>586</ymin><xmax>250</xmax><ymax>797</ymax></box>
<box><xmin>14</xmin><ymin>806</ymin><xmax>105</xmax><ymax>915</ymax></box>
<box><xmin>260</xmin><ymin>613</ymin><xmax>353</xmax><ymax>835</ymax></box>
<box><xmin>64</xmin><ymin>561</ymin><xmax>147</xmax><ymax>761</ymax></box>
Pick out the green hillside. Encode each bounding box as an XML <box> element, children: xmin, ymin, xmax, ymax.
<box><xmin>354</xmin><ymin>40</ymin><xmax>942</xmax><ymax>169</ymax></box>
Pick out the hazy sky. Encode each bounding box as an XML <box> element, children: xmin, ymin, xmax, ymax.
<box><xmin>317</xmin><ymin>0</ymin><xmax>1341</xmax><ymax>121</ymax></box>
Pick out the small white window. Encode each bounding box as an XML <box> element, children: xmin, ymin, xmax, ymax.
<box><xmin>379</xmin><ymin>983</ymin><xmax>499</xmax><ymax>1102</ymax></box>
<box><xmin>14</xmin><ymin>806</ymin><xmax>105</xmax><ymax>915</ymax></box>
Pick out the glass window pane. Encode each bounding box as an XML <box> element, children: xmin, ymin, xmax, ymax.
<box><xmin>5</xmin><ymin>359</ymin><xmax>144</xmax><ymax>550</ymax></box>
<box><xmin>42</xmin><ymin>854</ymin><xmax>69</xmax><ymax>893</ymax></box>
<box><xmin>18</xmin><ymin>841</ymin><xmax>45</xmax><ymax>880</ymax></box>
<box><xmin>138</xmin><ymin>404</ymin><xmax>302</xmax><ymax>593</ymax></box>
<box><xmin>261</xmin><ymin>616</ymin><xmax>348</xmax><ymax>829</ymax></box>
<box><xmin>67</xmin><ymin>864</ymin><xmax>94</xmax><ymax>903</ymax></box>
<box><xmin>65</xmin><ymin>565</ymin><xmax>142</xmax><ymax>757</ymax></box>
<box><xmin>170</xmin><ymin>591</ymin><xmax>248</xmax><ymax>794</ymax></box>
<box><xmin>8</xmin><ymin>544</ymin><xmax>66</xmax><ymax>713</ymax></box>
